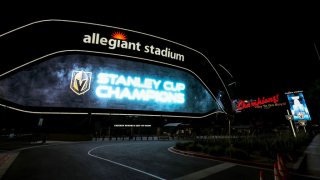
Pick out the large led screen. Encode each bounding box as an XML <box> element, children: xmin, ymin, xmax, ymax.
<box><xmin>0</xmin><ymin>54</ymin><xmax>219</xmax><ymax>114</ymax></box>
<box><xmin>286</xmin><ymin>92</ymin><xmax>311</xmax><ymax>121</ymax></box>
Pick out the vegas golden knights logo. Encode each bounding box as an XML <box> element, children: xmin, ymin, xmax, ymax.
<box><xmin>70</xmin><ymin>71</ymin><xmax>92</xmax><ymax>95</ymax></box>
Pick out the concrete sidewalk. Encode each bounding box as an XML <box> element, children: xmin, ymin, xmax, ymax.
<box><xmin>295</xmin><ymin>134</ymin><xmax>320</xmax><ymax>177</ymax></box>
<box><xmin>0</xmin><ymin>152</ymin><xmax>19</xmax><ymax>179</ymax></box>
<box><xmin>0</xmin><ymin>140</ymin><xmax>75</xmax><ymax>179</ymax></box>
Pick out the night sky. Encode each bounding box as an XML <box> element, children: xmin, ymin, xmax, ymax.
<box><xmin>0</xmin><ymin>8</ymin><xmax>318</xmax><ymax>105</ymax></box>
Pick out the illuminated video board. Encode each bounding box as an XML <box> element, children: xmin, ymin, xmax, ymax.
<box><xmin>0</xmin><ymin>54</ymin><xmax>218</xmax><ymax>115</ymax></box>
<box><xmin>286</xmin><ymin>91</ymin><xmax>311</xmax><ymax>121</ymax></box>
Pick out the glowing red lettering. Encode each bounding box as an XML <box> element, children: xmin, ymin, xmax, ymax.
<box><xmin>236</xmin><ymin>94</ymin><xmax>280</xmax><ymax>111</ymax></box>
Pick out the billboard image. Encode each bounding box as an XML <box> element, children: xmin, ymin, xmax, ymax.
<box><xmin>0</xmin><ymin>54</ymin><xmax>219</xmax><ymax>115</ymax></box>
<box><xmin>286</xmin><ymin>91</ymin><xmax>311</xmax><ymax>121</ymax></box>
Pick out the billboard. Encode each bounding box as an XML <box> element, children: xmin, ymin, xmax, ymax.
<box><xmin>0</xmin><ymin>54</ymin><xmax>218</xmax><ymax>116</ymax></box>
<box><xmin>286</xmin><ymin>91</ymin><xmax>311</xmax><ymax>121</ymax></box>
<box><xmin>0</xmin><ymin>19</ymin><xmax>234</xmax><ymax>116</ymax></box>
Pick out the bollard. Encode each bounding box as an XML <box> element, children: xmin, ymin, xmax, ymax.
<box><xmin>274</xmin><ymin>162</ymin><xmax>280</xmax><ymax>180</ymax></box>
<box><xmin>277</xmin><ymin>153</ymin><xmax>287</xmax><ymax>179</ymax></box>
<box><xmin>259</xmin><ymin>170</ymin><xmax>264</xmax><ymax>180</ymax></box>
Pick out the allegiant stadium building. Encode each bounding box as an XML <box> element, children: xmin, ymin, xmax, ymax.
<box><xmin>0</xmin><ymin>19</ymin><xmax>236</xmax><ymax>136</ymax></box>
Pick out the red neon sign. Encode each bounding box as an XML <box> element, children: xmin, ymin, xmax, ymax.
<box><xmin>237</xmin><ymin>94</ymin><xmax>279</xmax><ymax>111</ymax></box>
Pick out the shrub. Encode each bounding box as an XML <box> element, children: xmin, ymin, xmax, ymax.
<box><xmin>207</xmin><ymin>145</ymin><xmax>225</xmax><ymax>156</ymax></box>
<box><xmin>175</xmin><ymin>132</ymin><xmax>315</xmax><ymax>162</ymax></box>
<box><xmin>175</xmin><ymin>141</ymin><xmax>193</xmax><ymax>151</ymax></box>
<box><xmin>175</xmin><ymin>142</ymin><xmax>187</xmax><ymax>150</ymax></box>
<box><xmin>187</xmin><ymin>142</ymin><xmax>203</xmax><ymax>152</ymax></box>
<box><xmin>225</xmin><ymin>146</ymin><xmax>250</xmax><ymax>160</ymax></box>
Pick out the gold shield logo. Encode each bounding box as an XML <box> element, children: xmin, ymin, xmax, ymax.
<box><xmin>70</xmin><ymin>71</ymin><xmax>92</xmax><ymax>95</ymax></box>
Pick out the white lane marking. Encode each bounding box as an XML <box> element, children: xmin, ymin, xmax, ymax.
<box><xmin>88</xmin><ymin>144</ymin><xmax>166</xmax><ymax>180</ymax></box>
<box><xmin>174</xmin><ymin>163</ymin><xmax>236</xmax><ymax>180</ymax></box>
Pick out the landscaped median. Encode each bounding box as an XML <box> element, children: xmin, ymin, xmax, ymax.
<box><xmin>171</xmin><ymin>133</ymin><xmax>314</xmax><ymax>169</ymax></box>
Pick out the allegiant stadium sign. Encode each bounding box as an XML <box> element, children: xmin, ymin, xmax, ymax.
<box><xmin>83</xmin><ymin>32</ymin><xmax>185</xmax><ymax>61</ymax></box>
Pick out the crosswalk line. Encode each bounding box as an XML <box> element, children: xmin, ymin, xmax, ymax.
<box><xmin>174</xmin><ymin>162</ymin><xmax>236</xmax><ymax>180</ymax></box>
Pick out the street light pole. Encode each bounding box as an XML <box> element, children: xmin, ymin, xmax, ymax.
<box><xmin>286</xmin><ymin>109</ymin><xmax>296</xmax><ymax>138</ymax></box>
<box><xmin>228</xmin><ymin>114</ymin><xmax>232</xmax><ymax>158</ymax></box>
<box><xmin>229</xmin><ymin>116</ymin><xmax>231</xmax><ymax>139</ymax></box>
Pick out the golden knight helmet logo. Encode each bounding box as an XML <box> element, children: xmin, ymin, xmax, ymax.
<box><xmin>70</xmin><ymin>70</ymin><xmax>92</xmax><ymax>95</ymax></box>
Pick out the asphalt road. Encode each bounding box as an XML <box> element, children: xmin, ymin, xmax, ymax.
<box><xmin>1</xmin><ymin>140</ymin><xmax>318</xmax><ymax>180</ymax></box>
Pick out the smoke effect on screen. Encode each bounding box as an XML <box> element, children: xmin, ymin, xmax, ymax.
<box><xmin>0</xmin><ymin>54</ymin><xmax>219</xmax><ymax>114</ymax></box>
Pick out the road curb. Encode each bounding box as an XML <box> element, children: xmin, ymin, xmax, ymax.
<box><xmin>168</xmin><ymin>146</ymin><xmax>274</xmax><ymax>170</ymax></box>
